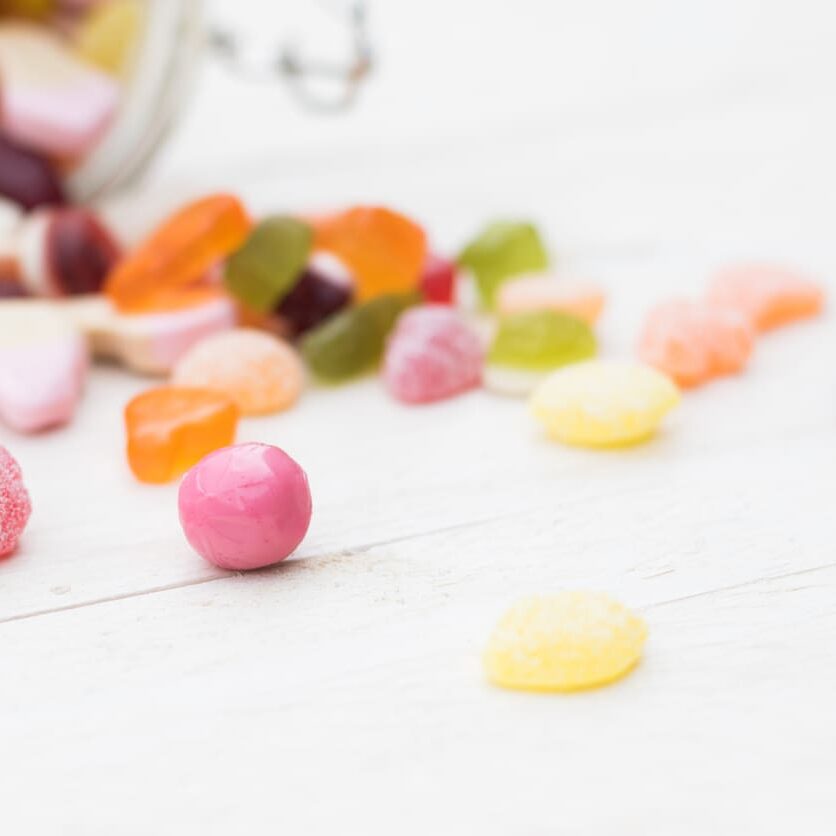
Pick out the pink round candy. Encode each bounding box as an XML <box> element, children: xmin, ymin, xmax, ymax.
<box><xmin>0</xmin><ymin>445</ymin><xmax>32</xmax><ymax>557</ymax></box>
<box><xmin>178</xmin><ymin>443</ymin><xmax>312</xmax><ymax>571</ymax></box>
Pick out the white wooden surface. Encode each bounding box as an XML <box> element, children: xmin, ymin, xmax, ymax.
<box><xmin>2</xmin><ymin>1</ymin><xmax>836</xmax><ymax>832</ymax></box>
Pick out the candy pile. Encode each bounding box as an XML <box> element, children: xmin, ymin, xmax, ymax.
<box><xmin>0</xmin><ymin>187</ymin><xmax>827</xmax><ymax>565</ymax></box>
<box><xmin>0</xmin><ymin>3</ymin><xmax>826</xmax><ymax>706</ymax></box>
<box><xmin>0</xmin><ymin>189</ymin><xmax>827</xmax><ymax>697</ymax></box>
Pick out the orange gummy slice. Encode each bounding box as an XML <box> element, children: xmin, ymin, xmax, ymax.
<box><xmin>128</xmin><ymin>284</ymin><xmax>231</xmax><ymax>314</ymax></box>
<box><xmin>106</xmin><ymin>194</ymin><xmax>251</xmax><ymax>313</ymax></box>
<box><xmin>125</xmin><ymin>386</ymin><xmax>238</xmax><ymax>484</ymax></box>
<box><xmin>311</xmin><ymin>206</ymin><xmax>427</xmax><ymax>301</ymax></box>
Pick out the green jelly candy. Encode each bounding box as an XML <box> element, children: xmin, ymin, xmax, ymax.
<box><xmin>224</xmin><ymin>216</ymin><xmax>312</xmax><ymax>311</ymax></box>
<box><xmin>301</xmin><ymin>292</ymin><xmax>417</xmax><ymax>383</ymax></box>
<box><xmin>458</xmin><ymin>221</ymin><xmax>549</xmax><ymax>307</ymax></box>
<box><xmin>489</xmin><ymin>311</ymin><xmax>596</xmax><ymax>370</ymax></box>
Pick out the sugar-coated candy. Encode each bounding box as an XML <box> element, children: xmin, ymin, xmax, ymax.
<box><xmin>0</xmin><ymin>23</ymin><xmax>119</xmax><ymax>158</ymax></box>
<box><xmin>484</xmin><ymin>592</ymin><xmax>647</xmax><ymax>692</ymax></box>
<box><xmin>485</xmin><ymin>310</ymin><xmax>596</xmax><ymax>396</ymax></box>
<box><xmin>0</xmin><ymin>131</ymin><xmax>65</xmax><ymax>211</ymax></box>
<box><xmin>419</xmin><ymin>253</ymin><xmax>456</xmax><ymax>304</ymax></box>
<box><xmin>125</xmin><ymin>387</ymin><xmax>238</xmax><ymax>484</ymax></box>
<box><xmin>707</xmin><ymin>264</ymin><xmax>824</xmax><ymax>331</ymax></box>
<box><xmin>383</xmin><ymin>305</ymin><xmax>483</xmax><ymax>404</ymax></box>
<box><xmin>638</xmin><ymin>299</ymin><xmax>754</xmax><ymax>388</ymax></box>
<box><xmin>69</xmin><ymin>292</ymin><xmax>236</xmax><ymax>375</ymax></box>
<box><xmin>496</xmin><ymin>273</ymin><xmax>605</xmax><ymax>324</ymax></box>
<box><xmin>530</xmin><ymin>360</ymin><xmax>679</xmax><ymax>447</ymax></box>
<box><xmin>301</xmin><ymin>292</ymin><xmax>416</xmax><ymax>382</ymax></box>
<box><xmin>105</xmin><ymin>194</ymin><xmax>251</xmax><ymax>313</ymax></box>
<box><xmin>276</xmin><ymin>251</ymin><xmax>353</xmax><ymax>338</ymax></box>
<box><xmin>178</xmin><ymin>442</ymin><xmax>312</xmax><ymax>570</ymax></box>
<box><xmin>0</xmin><ymin>301</ymin><xmax>87</xmax><ymax>432</ymax></box>
<box><xmin>172</xmin><ymin>328</ymin><xmax>304</xmax><ymax>415</ymax></box>
<box><xmin>458</xmin><ymin>220</ymin><xmax>548</xmax><ymax>307</ymax></box>
<box><xmin>312</xmin><ymin>206</ymin><xmax>427</xmax><ymax>301</ymax></box>
<box><xmin>223</xmin><ymin>215</ymin><xmax>312</xmax><ymax>312</ymax></box>
<box><xmin>12</xmin><ymin>207</ymin><xmax>121</xmax><ymax>296</ymax></box>
<box><xmin>75</xmin><ymin>0</ymin><xmax>142</xmax><ymax>74</ymax></box>
<box><xmin>0</xmin><ymin>445</ymin><xmax>31</xmax><ymax>558</ymax></box>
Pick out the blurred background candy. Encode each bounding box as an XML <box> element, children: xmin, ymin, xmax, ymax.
<box><xmin>0</xmin><ymin>22</ymin><xmax>119</xmax><ymax>158</ymax></box>
<box><xmin>0</xmin><ymin>132</ymin><xmax>65</xmax><ymax>210</ymax></box>
<box><xmin>0</xmin><ymin>300</ymin><xmax>88</xmax><ymax>432</ymax></box>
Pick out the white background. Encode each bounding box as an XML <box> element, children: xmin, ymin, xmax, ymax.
<box><xmin>2</xmin><ymin>1</ymin><xmax>835</xmax><ymax>833</ymax></box>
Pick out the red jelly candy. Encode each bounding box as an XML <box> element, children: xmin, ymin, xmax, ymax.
<box><xmin>420</xmin><ymin>253</ymin><xmax>456</xmax><ymax>304</ymax></box>
<box><xmin>45</xmin><ymin>208</ymin><xmax>122</xmax><ymax>295</ymax></box>
<box><xmin>383</xmin><ymin>305</ymin><xmax>484</xmax><ymax>404</ymax></box>
<box><xmin>0</xmin><ymin>445</ymin><xmax>32</xmax><ymax>557</ymax></box>
<box><xmin>276</xmin><ymin>254</ymin><xmax>353</xmax><ymax>338</ymax></box>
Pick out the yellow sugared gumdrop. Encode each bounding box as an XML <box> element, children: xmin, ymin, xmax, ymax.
<box><xmin>530</xmin><ymin>360</ymin><xmax>679</xmax><ymax>447</ymax></box>
<box><xmin>484</xmin><ymin>592</ymin><xmax>647</xmax><ymax>692</ymax></box>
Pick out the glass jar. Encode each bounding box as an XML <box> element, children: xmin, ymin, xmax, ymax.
<box><xmin>1</xmin><ymin>0</ymin><xmax>372</xmax><ymax>203</ymax></box>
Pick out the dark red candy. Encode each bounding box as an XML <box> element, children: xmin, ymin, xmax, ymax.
<box><xmin>0</xmin><ymin>279</ymin><xmax>28</xmax><ymax>298</ymax></box>
<box><xmin>277</xmin><ymin>256</ymin><xmax>353</xmax><ymax>337</ymax></box>
<box><xmin>46</xmin><ymin>208</ymin><xmax>122</xmax><ymax>295</ymax></box>
<box><xmin>0</xmin><ymin>133</ymin><xmax>65</xmax><ymax>211</ymax></box>
<box><xmin>419</xmin><ymin>253</ymin><xmax>456</xmax><ymax>304</ymax></box>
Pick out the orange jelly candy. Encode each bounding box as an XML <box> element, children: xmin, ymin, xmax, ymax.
<box><xmin>707</xmin><ymin>264</ymin><xmax>824</xmax><ymax>331</ymax></box>
<box><xmin>125</xmin><ymin>387</ymin><xmax>238</xmax><ymax>484</ymax></box>
<box><xmin>312</xmin><ymin>206</ymin><xmax>427</xmax><ymax>301</ymax></box>
<box><xmin>106</xmin><ymin>194</ymin><xmax>251</xmax><ymax>313</ymax></box>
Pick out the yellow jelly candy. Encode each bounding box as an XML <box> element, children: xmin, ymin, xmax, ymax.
<box><xmin>76</xmin><ymin>0</ymin><xmax>144</xmax><ymax>75</ymax></box>
<box><xmin>484</xmin><ymin>592</ymin><xmax>647</xmax><ymax>692</ymax></box>
<box><xmin>530</xmin><ymin>360</ymin><xmax>679</xmax><ymax>447</ymax></box>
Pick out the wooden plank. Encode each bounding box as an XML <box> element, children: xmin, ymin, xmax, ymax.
<box><xmin>1</xmin><ymin>540</ymin><xmax>834</xmax><ymax>833</ymax></box>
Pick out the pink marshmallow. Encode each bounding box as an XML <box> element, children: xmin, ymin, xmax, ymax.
<box><xmin>178</xmin><ymin>443</ymin><xmax>312</xmax><ymax>571</ymax></box>
<box><xmin>0</xmin><ymin>334</ymin><xmax>87</xmax><ymax>433</ymax></box>
<box><xmin>0</xmin><ymin>301</ymin><xmax>88</xmax><ymax>432</ymax></box>
<box><xmin>0</xmin><ymin>23</ymin><xmax>119</xmax><ymax>159</ymax></box>
<box><xmin>67</xmin><ymin>295</ymin><xmax>237</xmax><ymax>375</ymax></box>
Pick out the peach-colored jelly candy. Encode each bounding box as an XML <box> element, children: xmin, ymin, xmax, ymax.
<box><xmin>638</xmin><ymin>300</ymin><xmax>754</xmax><ymax>388</ymax></box>
<box><xmin>172</xmin><ymin>328</ymin><xmax>304</xmax><ymax>416</ymax></box>
<box><xmin>496</xmin><ymin>274</ymin><xmax>605</xmax><ymax>324</ymax></box>
<box><xmin>707</xmin><ymin>264</ymin><xmax>824</xmax><ymax>331</ymax></box>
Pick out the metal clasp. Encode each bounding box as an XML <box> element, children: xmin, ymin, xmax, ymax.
<box><xmin>209</xmin><ymin>1</ymin><xmax>373</xmax><ymax>112</ymax></box>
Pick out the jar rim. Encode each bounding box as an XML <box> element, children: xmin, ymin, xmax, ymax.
<box><xmin>67</xmin><ymin>0</ymin><xmax>205</xmax><ymax>203</ymax></box>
